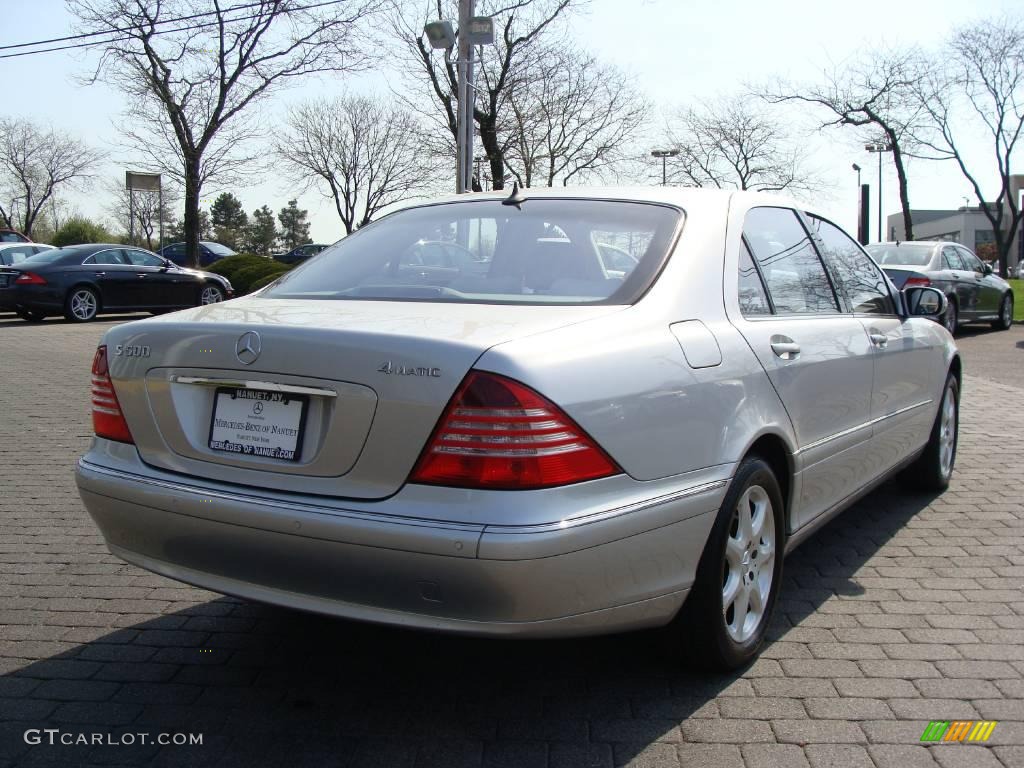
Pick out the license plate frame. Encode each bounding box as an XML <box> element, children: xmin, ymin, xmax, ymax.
<box><xmin>207</xmin><ymin>387</ymin><xmax>309</xmax><ymax>462</ymax></box>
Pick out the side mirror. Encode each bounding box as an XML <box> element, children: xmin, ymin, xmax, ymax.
<box><xmin>904</xmin><ymin>286</ymin><xmax>947</xmax><ymax>318</ymax></box>
<box><xmin>160</xmin><ymin>260</ymin><xmax>172</xmax><ymax>271</ymax></box>
<box><xmin>983</xmin><ymin>262</ymin><xmax>993</xmax><ymax>275</ymax></box>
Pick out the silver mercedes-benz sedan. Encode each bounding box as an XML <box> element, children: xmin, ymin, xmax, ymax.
<box><xmin>76</xmin><ymin>188</ymin><xmax>960</xmax><ymax>669</ymax></box>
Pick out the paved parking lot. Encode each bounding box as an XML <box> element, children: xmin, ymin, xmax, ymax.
<box><xmin>0</xmin><ymin>314</ymin><xmax>1022</xmax><ymax>768</ymax></box>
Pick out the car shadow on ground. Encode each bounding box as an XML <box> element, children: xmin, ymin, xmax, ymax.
<box><xmin>0</xmin><ymin>479</ymin><xmax>938</xmax><ymax>768</ymax></box>
<box><xmin>0</xmin><ymin>313</ymin><xmax>150</xmax><ymax>329</ymax></box>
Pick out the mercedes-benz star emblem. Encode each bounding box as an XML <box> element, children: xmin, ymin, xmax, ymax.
<box><xmin>235</xmin><ymin>331</ymin><xmax>261</xmax><ymax>365</ymax></box>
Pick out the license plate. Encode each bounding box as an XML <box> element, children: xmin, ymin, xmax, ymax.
<box><xmin>208</xmin><ymin>387</ymin><xmax>308</xmax><ymax>462</ymax></box>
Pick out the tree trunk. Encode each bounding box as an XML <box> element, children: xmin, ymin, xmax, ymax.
<box><xmin>890</xmin><ymin>142</ymin><xmax>914</xmax><ymax>242</ymax></box>
<box><xmin>183</xmin><ymin>157</ymin><xmax>201</xmax><ymax>268</ymax></box>
<box><xmin>479</xmin><ymin>118</ymin><xmax>504</xmax><ymax>191</ymax></box>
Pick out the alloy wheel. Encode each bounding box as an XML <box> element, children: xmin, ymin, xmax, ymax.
<box><xmin>201</xmin><ymin>286</ymin><xmax>224</xmax><ymax>305</ymax></box>
<box><xmin>1002</xmin><ymin>297</ymin><xmax>1013</xmax><ymax>327</ymax></box>
<box><xmin>939</xmin><ymin>383</ymin><xmax>957</xmax><ymax>479</ymax></box>
<box><xmin>722</xmin><ymin>485</ymin><xmax>776</xmax><ymax>643</ymax></box>
<box><xmin>70</xmin><ymin>289</ymin><xmax>98</xmax><ymax>321</ymax></box>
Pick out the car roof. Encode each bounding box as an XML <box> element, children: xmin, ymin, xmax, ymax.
<box><xmin>0</xmin><ymin>242</ymin><xmax>53</xmax><ymax>250</ymax></box>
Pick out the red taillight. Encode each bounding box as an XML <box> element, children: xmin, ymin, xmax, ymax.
<box><xmin>91</xmin><ymin>346</ymin><xmax>133</xmax><ymax>444</ymax></box>
<box><xmin>905</xmin><ymin>276</ymin><xmax>931</xmax><ymax>287</ymax></box>
<box><xmin>410</xmin><ymin>371</ymin><xmax>621</xmax><ymax>490</ymax></box>
<box><xmin>14</xmin><ymin>271</ymin><xmax>46</xmax><ymax>285</ymax></box>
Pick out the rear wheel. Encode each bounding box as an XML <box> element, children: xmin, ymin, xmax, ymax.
<box><xmin>904</xmin><ymin>373</ymin><xmax>959</xmax><ymax>491</ymax></box>
<box><xmin>670</xmin><ymin>456</ymin><xmax>784</xmax><ymax>670</ymax></box>
<box><xmin>16</xmin><ymin>308</ymin><xmax>46</xmax><ymax>322</ymax></box>
<box><xmin>64</xmin><ymin>286</ymin><xmax>99</xmax><ymax>322</ymax></box>
<box><xmin>943</xmin><ymin>299</ymin><xmax>958</xmax><ymax>335</ymax></box>
<box><xmin>992</xmin><ymin>294</ymin><xmax>1013</xmax><ymax>330</ymax></box>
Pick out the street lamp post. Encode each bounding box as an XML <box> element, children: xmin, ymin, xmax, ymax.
<box><xmin>852</xmin><ymin>163</ymin><xmax>862</xmax><ymax>242</ymax></box>
<box><xmin>865</xmin><ymin>143</ymin><xmax>892</xmax><ymax>242</ymax></box>
<box><xmin>650</xmin><ymin>149</ymin><xmax>679</xmax><ymax>186</ymax></box>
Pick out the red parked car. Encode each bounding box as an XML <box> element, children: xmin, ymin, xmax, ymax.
<box><xmin>0</xmin><ymin>229</ymin><xmax>30</xmax><ymax>243</ymax></box>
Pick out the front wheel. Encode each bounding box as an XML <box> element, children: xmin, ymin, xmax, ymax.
<box><xmin>992</xmin><ymin>294</ymin><xmax>1013</xmax><ymax>330</ymax></box>
<box><xmin>64</xmin><ymin>287</ymin><xmax>99</xmax><ymax>322</ymax></box>
<box><xmin>199</xmin><ymin>284</ymin><xmax>224</xmax><ymax>305</ymax></box>
<box><xmin>669</xmin><ymin>456</ymin><xmax>785</xmax><ymax>670</ymax></box>
<box><xmin>904</xmin><ymin>373</ymin><xmax>959</xmax><ymax>492</ymax></box>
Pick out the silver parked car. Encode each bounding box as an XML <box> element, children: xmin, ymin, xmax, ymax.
<box><xmin>866</xmin><ymin>241</ymin><xmax>1014</xmax><ymax>335</ymax></box>
<box><xmin>76</xmin><ymin>189</ymin><xmax>959</xmax><ymax>669</ymax></box>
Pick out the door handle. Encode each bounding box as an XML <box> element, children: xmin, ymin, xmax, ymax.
<box><xmin>868</xmin><ymin>332</ymin><xmax>888</xmax><ymax>348</ymax></box>
<box><xmin>770</xmin><ymin>340</ymin><xmax>801</xmax><ymax>360</ymax></box>
<box><xmin>137</xmin><ymin>274</ymin><xmax>147</xmax><ymax>278</ymax></box>
<box><xmin>93</xmin><ymin>271</ymin><xmax>106</xmax><ymax>277</ymax></box>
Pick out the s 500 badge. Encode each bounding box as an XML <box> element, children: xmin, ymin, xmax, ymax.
<box><xmin>114</xmin><ymin>344</ymin><xmax>150</xmax><ymax>357</ymax></box>
<box><xmin>378</xmin><ymin>361</ymin><xmax>441</xmax><ymax>377</ymax></box>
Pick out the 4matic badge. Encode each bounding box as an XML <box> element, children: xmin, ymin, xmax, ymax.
<box><xmin>378</xmin><ymin>361</ymin><xmax>441</xmax><ymax>377</ymax></box>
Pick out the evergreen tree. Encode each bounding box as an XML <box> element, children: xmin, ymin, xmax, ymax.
<box><xmin>209</xmin><ymin>192</ymin><xmax>248</xmax><ymax>250</ymax></box>
<box><xmin>167</xmin><ymin>209</ymin><xmax>212</xmax><ymax>243</ymax></box>
<box><xmin>277</xmin><ymin>199</ymin><xmax>311</xmax><ymax>251</ymax></box>
<box><xmin>244</xmin><ymin>205</ymin><xmax>278</xmax><ymax>256</ymax></box>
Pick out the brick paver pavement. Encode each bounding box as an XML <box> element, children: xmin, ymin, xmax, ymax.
<box><xmin>0</xmin><ymin>315</ymin><xmax>1021</xmax><ymax>767</ymax></box>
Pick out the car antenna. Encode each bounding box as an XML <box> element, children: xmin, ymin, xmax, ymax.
<box><xmin>502</xmin><ymin>182</ymin><xmax>527</xmax><ymax>209</ymax></box>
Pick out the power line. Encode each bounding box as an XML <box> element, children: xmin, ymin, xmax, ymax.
<box><xmin>0</xmin><ymin>0</ymin><xmax>349</xmax><ymax>61</ymax></box>
<box><xmin>0</xmin><ymin>1</ymin><xmax>267</xmax><ymax>52</ymax></box>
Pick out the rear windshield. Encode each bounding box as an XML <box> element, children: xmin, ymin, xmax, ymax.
<box><xmin>19</xmin><ymin>248</ymin><xmax>78</xmax><ymax>265</ymax></box>
<box><xmin>865</xmin><ymin>243</ymin><xmax>934</xmax><ymax>267</ymax></box>
<box><xmin>264</xmin><ymin>199</ymin><xmax>682</xmax><ymax>305</ymax></box>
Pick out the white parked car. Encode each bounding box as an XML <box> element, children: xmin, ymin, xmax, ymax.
<box><xmin>76</xmin><ymin>188</ymin><xmax>959</xmax><ymax>669</ymax></box>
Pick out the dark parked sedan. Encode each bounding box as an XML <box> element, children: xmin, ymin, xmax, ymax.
<box><xmin>159</xmin><ymin>241</ymin><xmax>237</xmax><ymax>267</ymax></box>
<box><xmin>866</xmin><ymin>241</ymin><xmax>1014</xmax><ymax>334</ymax></box>
<box><xmin>0</xmin><ymin>244</ymin><xmax>233</xmax><ymax>322</ymax></box>
<box><xmin>274</xmin><ymin>243</ymin><xmax>329</xmax><ymax>265</ymax></box>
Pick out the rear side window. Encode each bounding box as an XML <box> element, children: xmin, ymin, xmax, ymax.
<box><xmin>807</xmin><ymin>216</ymin><xmax>895</xmax><ymax>315</ymax></box>
<box><xmin>92</xmin><ymin>250</ymin><xmax>127</xmax><ymax>265</ymax></box>
<box><xmin>266</xmin><ymin>199</ymin><xmax>682</xmax><ymax>305</ymax></box>
<box><xmin>738</xmin><ymin>241</ymin><xmax>771</xmax><ymax>316</ymax></box>
<box><xmin>743</xmin><ymin>207</ymin><xmax>838</xmax><ymax>314</ymax></box>
<box><xmin>942</xmin><ymin>247</ymin><xmax>964</xmax><ymax>270</ymax></box>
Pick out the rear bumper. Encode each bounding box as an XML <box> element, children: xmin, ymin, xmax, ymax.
<box><xmin>75</xmin><ymin>450</ymin><xmax>725</xmax><ymax>638</ymax></box>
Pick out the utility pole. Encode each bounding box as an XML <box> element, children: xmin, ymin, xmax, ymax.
<box><xmin>456</xmin><ymin>0</ymin><xmax>475</xmax><ymax>194</ymax></box>
<box><xmin>650</xmin><ymin>149</ymin><xmax>679</xmax><ymax>186</ymax></box>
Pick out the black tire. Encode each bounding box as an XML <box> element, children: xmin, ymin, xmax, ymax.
<box><xmin>669</xmin><ymin>456</ymin><xmax>785</xmax><ymax>671</ymax></box>
<box><xmin>943</xmin><ymin>298</ymin><xmax>958</xmax><ymax>335</ymax></box>
<box><xmin>63</xmin><ymin>286</ymin><xmax>100</xmax><ymax>322</ymax></box>
<box><xmin>992</xmin><ymin>294</ymin><xmax>1013</xmax><ymax>330</ymax></box>
<box><xmin>16</xmin><ymin>309</ymin><xmax>46</xmax><ymax>322</ymax></box>
<box><xmin>904</xmin><ymin>373</ymin><xmax>959</xmax><ymax>492</ymax></box>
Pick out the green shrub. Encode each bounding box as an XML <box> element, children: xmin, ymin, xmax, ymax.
<box><xmin>249</xmin><ymin>269</ymin><xmax>291</xmax><ymax>292</ymax></box>
<box><xmin>206</xmin><ymin>254</ymin><xmax>269</xmax><ymax>282</ymax></box>
<box><xmin>232</xmin><ymin>261</ymin><xmax>286</xmax><ymax>294</ymax></box>
<box><xmin>51</xmin><ymin>216</ymin><xmax>115</xmax><ymax>247</ymax></box>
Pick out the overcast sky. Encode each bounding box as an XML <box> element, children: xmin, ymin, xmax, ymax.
<box><xmin>2</xmin><ymin>0</ymin><xmax>1021</xmax><ymax>244</ymax></box>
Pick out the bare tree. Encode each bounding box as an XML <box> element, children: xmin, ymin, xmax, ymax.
<box><xmin>0</xmin><ymin>117</ymin><xmax>104</xmax><ymax>237</ymax></box>
<box><xmin>391</xmin><ymin>0</ymin><xmax>581</xmax><ymax>191</ymax></box>
<box><xmin>661</xmin><ymin>96</ymin><xmax>819</xmax><ymax>194</ymax></box>
<box><xmin>277</xmin><ymin>95</ymin><xmax>439</xmax><ymax>234</ymax></box>
<box><xmin>912</xmin><ymin>16</ymin><xmax>1024</xmax><ymax>276</ymax></box>
<box><xmin>70</xmin><ymin>0</ymin><xmax>383</xmax><ymax>265</ymax></box>
<box><xmin>103</xmin><ymin>176</ymin><xmax>180</xmax><ymax>249</ymax></box>
<box><xmin>504</xmin><ymin>41</ymin><xmax>648</xmax><ymax>187</ymax></box>
<box><xmin>758</xmin><ymin>48</ymin><xmax>933</xmax><ymax>240</ymax></box>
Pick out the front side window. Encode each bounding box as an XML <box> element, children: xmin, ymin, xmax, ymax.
<box><xmin>957</xmin><ymin>247</ymin><xmax>985</xmax><ymax>274</ymax></box>
<box><xmin>807</xmin><ymin>215</ymin><xmax>895</xmax><ymax>315</ymax></box>
<box><xmin>743</xmin><ymin>207</ymin><xmax>838</xmax><ymax>314</ymax></box>
<box><xmin>265</xmin><ymin>199</ymin><xmax>682</xmax><ymax>305</ymax></box>
<box><xmin>124</xmin><ymin>249</ymin><xmax>164</xmax><ymax>267</ymax></box>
